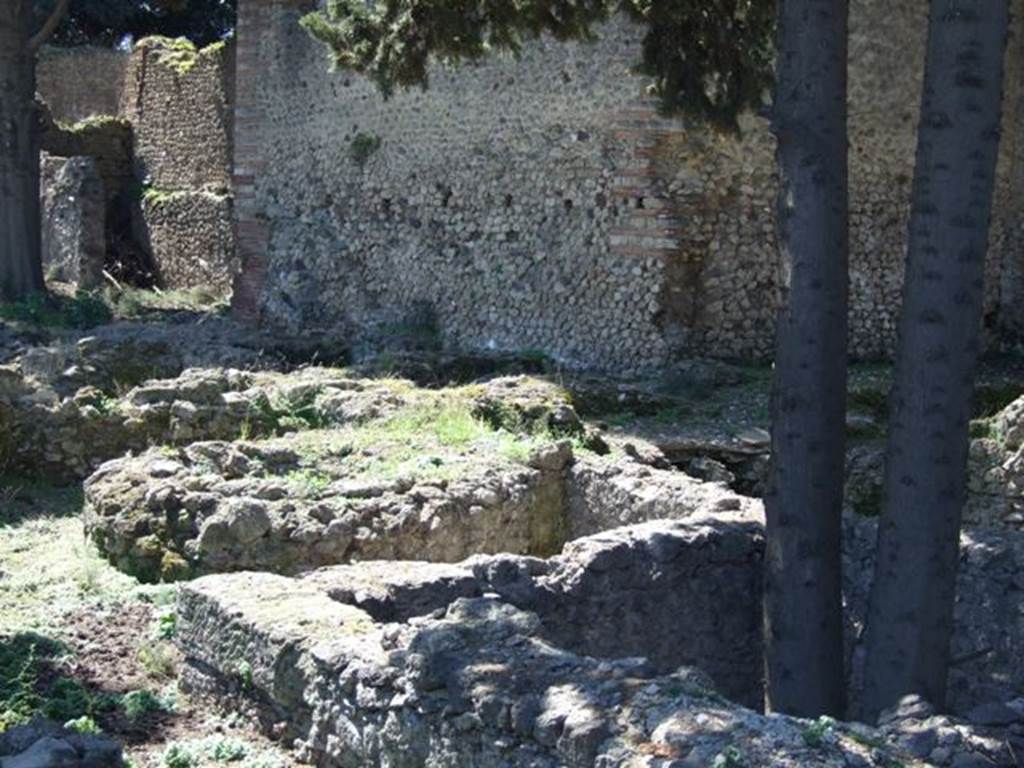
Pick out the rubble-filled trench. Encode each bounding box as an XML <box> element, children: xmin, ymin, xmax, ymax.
<box><xmin>4</xmin><ymin>319</ymin><xmax>1024</xmax><ymax>767</ymax></box>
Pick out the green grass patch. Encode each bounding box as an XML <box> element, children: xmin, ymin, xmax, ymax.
<box><xmin>284</xmin><ymin>390</ymin><xmax>555</xmax><ymax>484</ymax></box>
<box><xmin>159</xmin><ymin>736</ymin><xmax>290</xmax><ymax>768</ymax></box>
<box><xmin>106</xmin><ymin>285</ymin><xmax>229</xmax><ymax>318</ymax></box>
<box><xmin>0</xmin><ymin>290</ymin><xmax>111</xmax><ymax>330</ymax></box>
<box><xmin>0</xmin><ymin>485</ymin><xmax>147</xmax><ymax>633</ymax></box>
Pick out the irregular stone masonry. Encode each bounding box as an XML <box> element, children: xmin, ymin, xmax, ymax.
<box><xmin>2</xmin><ymin>319</ymin><xmax>1021</xmax><ymax>765</ymax></box>
<box><xmin>77</xmin><ymin>365</ymin><xmax>763</xmax><ymax>582</ymax></box>
<box><xmin>176</xmin><ymin>516</ymin><xmax>1024</xmax><ymax>767</ymax></box>
<box><xmin>174</xmin><ymin>520</ymin><xmax>829</xmax><ymax>767</ymax></box>
<box><xmin>39</xmin><ymin>156</ymin><xmax>106</xmax><ymax>289</ymax></box>
<box><xmin>233</xmin><ymin>0</ymin><xmax>1024</xmax><ymax>371</ymax></box>
<box><xmin>1</xmin><ymin>343</ymin><xmax>359</xmax><ymax>479</ymax></box>
<box><xmin>142</xmin><ymin>191</ymin><xmax>237</xmax><ymax>294</ymax></box>
<box><xmin>83</xmin><ymin>438</ymin><xmax>573</xmax><ymax>583</ymax></box>
<box><xmin>36</xmin><ymin>40</ymin><xmax>235</xmax><ymax>293</ymax></box>
<box><xmin>78</xmin><ymin>403</ymin><xmax>1024</xmax><ymax>722</ymax></box>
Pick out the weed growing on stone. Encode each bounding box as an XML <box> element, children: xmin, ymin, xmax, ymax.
<box><xmin>285</xmin><ymin>468</ymin><xmax>333</xmax><ymax>496</ymax></box>
<box><xmin>847</xmin><ymin>727</ymin><xmax>885</xmax><ymax>750</ymax></box>
<box><xmin>155</xmin><ymin>609</ymin><xmax>178</xmax><ymax>640</ymax></box>
<box><xmin>57</xmin><ymin>115</ymin><xmax>132</xmax><ymax>137</ymax></box>
<box><xmin>970</xmin><ymin>419</ymin><xmax>995</xmax><ymax>440</ymax></box>
<box><xmin>136</xmin><ymin>36</ymin><xmax>226</xmax><ymax>75</ymax></box>
<box><xmin>802</xmin><ymin>715</ymin><xmax>838</xmax><ymax>749</ymax></box>
<box><xmin>349</xmin><ymin>131</ymin><xmax>383</xmax><ymax>167</ymax></box>
<box><xmin>236</xmin><ymin>660</ymin><xmax>254</xmax><ymax>691</ymax></box>
<box><xmin>712</xmin><ymin>745</ymin><xmax>747</xmax><ymax>767</ymax></box>
<box><xmin>247</xmin><ymin>386</ymin><xmax>331</xmax><ymax>436</ymax></box>
<box><xmin>122</xmin><ymin>688</ymin><xmax>175</xmax><ymax>720</ymax></box>
<box><xmin>64</xmin><ymin>715</ymin><xmax>102</xmax><ymax>735</ymax></box>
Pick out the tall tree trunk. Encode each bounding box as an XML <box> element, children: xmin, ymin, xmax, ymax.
<box><xmin>861</xmin><ymin>0</ymin><xmax>1010</xmax><ymax>721</ymax></box>
<box><xmin>763</xmin><ymin>0</ymin><xmax>849</xmax><ymax>718</ymax></box>
<box><xmin>0</xmin><ymin>0</ymin><xmax>44</xmax><ymax>301</ymax></box>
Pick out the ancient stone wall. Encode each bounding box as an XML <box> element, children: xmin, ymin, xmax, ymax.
<box><xmin>36</xmin><ymin>42</ymin><xmax>237</xmax><ymax>293</ymax></box>
<box><xmin>40</xmin><ymin>156</ymin><xmax>106</xmax><ymax>289</ymax></box>
<box><xmin>36</xmin><ymin>46</ymin><xmax>129</xmax><ymax>123</ymax></box>
<box><xmin>234</xmin><ymin>0</ymin><xmax>1024</xmax><ymax>370</ymax></box>
<box><xmin>119</xmin><ymin>41</ymin><xmax>234</xmax><ymax>192</ymax></box>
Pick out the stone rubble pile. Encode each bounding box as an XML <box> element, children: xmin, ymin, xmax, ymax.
<box><xmin>1</xmin><ymin>365</ymin><xmax>403</xmax><ymax>478</ymax></box>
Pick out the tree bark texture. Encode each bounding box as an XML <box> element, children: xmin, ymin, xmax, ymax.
<box><xmin>0</xmin><ymin>0</ymin><xmax>45</xmax><ymax>301</ymax></box>
<box><xmin>763</xmin><ymin>0</ymin><xmax>849</xmax><ymax>718</ymax></box>
<box><xmin>861</xmin><ymin>0</ymin><xmax>1010</xmax><ymax>720</ymax></box>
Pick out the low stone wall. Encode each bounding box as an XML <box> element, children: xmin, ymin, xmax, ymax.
<box><xmin>175</xmin><ymin>514</ymin><xmax>1024</xmax><ymax>766</ymax></box>
<box><xmin>175</xmin><ymin>519</ymin><xmax>808</xmax><ymax>767</ymax></box>
<box><xmin>84</xmin><ymin>437</ymin><xmax>571</xmax><ymax>582</ymax></box>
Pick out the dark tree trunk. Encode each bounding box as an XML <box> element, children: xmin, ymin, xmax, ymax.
<box><xmin>763</xmin><ymin>0</ymin><xmax>849</xmax><ymax>718</ymax></box>
<box><xmin>0</xmin><ymin>0</ymin><xmax>44</xmax><ymax>301</ymax></box>
<box><xmin>861</xmin><ymin>0</ymin><xmax>1010</xmax><ymax>720</ymax></box>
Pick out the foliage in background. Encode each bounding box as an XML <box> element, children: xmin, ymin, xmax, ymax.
<box><xmin>301</xmin><ymin>0</ymin><xmax>775</xmax><ymax>130</ymax></box>
<box><xmin>33</xmin><ymin>0</ymin><xmax>235</xmax><ymax>48</ymax></box>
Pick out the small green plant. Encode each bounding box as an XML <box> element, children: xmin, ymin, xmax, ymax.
<box><xmin>75</xmin><ymin>555</ymin><xmax>103</xmax><ymax>596</ymax></box>
<box><xmin>236</xmin><ymin>660</ymin><xmax>254</xmax><ymax>690</ymax></box>
<box><xmin>143</xmin><ymin>186</ymin><xmax>182</xmax><ymax>207</ymax></box>
<box><xmin>162</xmin><ymin>742</ymin><xmax>200</xmax><ymax>768</ymax></box>
<box><xmin>122</xmin><ymin>688</ymin><xmax>171</xmax><ymax>720</ymax></box>
<box><xmin>802</xmin><ymin>715</ymin><xmax>837</xmax><ymax>748</ymax></box>
<box><xmin>349</xmin><ymin>131</ymin><xmax>382</xmax><ymax>166</ymax></box>
<box><xmin>58</xmin><ymin>115</ymin><xmax>132</xmax><ymax>136</ymax></box>
<box><xmin>969</xmin><ymin>419</ymin><xmax>995</xmax><ymax>440</ymax></box>
<box><xmin>41</xmin><ymin>677</ymin><xmax>92</xmax><ymax>722</ymax></box>
<box><xmin>847</xmin><ymin>728</ymin><xmax>885</xmax><ymax>750</ymax></box>
<box><xmin>712</xmin><ymin>746</ymin><xmax>747</xmax><ymax>768</ymax></box>
<box><xmin>208</xmin><ymin>736</ymin><xmax>249</xmax><ymax>761</ymax></box>
<box><xmin>285</xmin><ymin>469</ymin><xmax>333</xmax><ymax>496</ymax></box>
<box><xmin>137</xmin><ymin>36</ymin><xmax>201</xmax><ymax>74</ymax></box>
<box><xmin>138</xmin><ymin>640</ymin><xmax>177</xmax><ymax>680</ymax></box>
<box><xmin>64</xmin><ymin>715</ymin><xmax>101</xmax><ymax>735</ymax></box>
<box><xmin>851</xmin><ymin>483</ymin><xmax>884</xmax><ymax>518</ymax></box>
<box><xmin>156</xmin><ymin>609</ymin><xmax>178</xmax><ymax>640</ymax></box>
